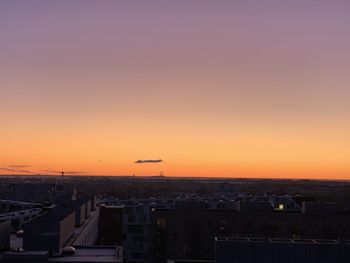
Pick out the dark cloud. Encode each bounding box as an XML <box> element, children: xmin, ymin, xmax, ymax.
<box><xmin>0</xmin><ymin>164</ymin><xmax>33</xmax><ymax>173</ymax></box>
<box><xmin>0</xmin><ymin>167</ymin><xmax>33</xmax><ymax>173</ymax></box>
<box><xmin>0</xmin><ymin>165</ymin><xmax>83</xmax><ymax>175</ymax></box>
<box><xmin>135</xmin><ymin>159</ymin><xmax>163</xmax><ymax>164</ymax></box>
<box><xmin>7</xmin><ymin>165</ymin><xmax>31</xmax><ymax>168</ymax></box>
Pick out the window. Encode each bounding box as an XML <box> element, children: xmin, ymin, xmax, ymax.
<box><xmin>156</xmin><ymin>218</ymin><xmax>166</xmax><ymax>229</ymax></box>
<box><xmin>128</xmin><ymin>225</ymin><xmax>143</xmax><ymax>234</ymax></box>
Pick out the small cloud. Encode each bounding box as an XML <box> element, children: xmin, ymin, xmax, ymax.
<box><xmin>135</xmin><ymin>159</ymin><xmax>163</xmax><ymax>164</ymax></box>
<box><xmin>0</xmin><ymin>167</ymin><xmax>33</xmax><ymax>173</ymax></box>
<box><xmin>0</xmin><ymin>164</ymin><xmax>33</xmax><ymax>174</ymax></box>
<box><xmin>7</xmin><ymin>165</ymin><xmax>31</xmax><ymax>168</ymax></box>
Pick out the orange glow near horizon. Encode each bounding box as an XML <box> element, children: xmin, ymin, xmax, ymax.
<box><xmin>1</xmin><ymin>112</ymin><xmax>349</xmax><ymax>179</ymax></box>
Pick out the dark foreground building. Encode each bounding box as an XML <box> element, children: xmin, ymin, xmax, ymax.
<box><xmin>150</xmin><ymin>200</ymin><xmax>350</xmax><ymax>262</ymax></box>
<box><xmin>215</xmin><ymin>237</ymin><xmax>350</xmax><ymax>263</ymax></box>
<box><xmin>0</xmin><ymin>220</ymin><xmax>10</xmax><ymax>251</ymax></box>
<box><xmin>23</xmin><ymin>207</ymin><xmax>76</xmax><ymax>254</ymax></box>
<box><xmin>97</xmin><ymin>205</ymin><xmax>123</xmax><ymax>246</ymax></box>
<box><xmin>22</xmin><ymin>196</ymin><xmax>97</xmax><ymax>254</ymax></box>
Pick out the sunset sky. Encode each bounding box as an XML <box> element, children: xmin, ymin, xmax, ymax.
<box><xmin>1</xmin><ymin>1</ymin><xmax>350</xmax><ymax>179</ymax></box>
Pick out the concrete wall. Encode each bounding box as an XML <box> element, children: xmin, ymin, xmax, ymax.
<box><xmin>59</xmin><ymin>212</ymin><xmax>76</xmax><ymax>249</ymax></box>
<box><xmin>73</xmin><ymin>209</ymin><xmax>99</xmax><ymax>246</ymax></box>
<box><xmin>85</xmin><ymin>201</ymin><xmax>91</xmax><ymax>218</ymax></box>
<box><xmin>77</xmin><ymin>204</ymin><xmax>86</xmax><ymax>226</ymax></box>
<box><xmin>23</xmin><ymin>210</ymin><xmax>75</xmax><ymax>254</ymax></box>
<box><xmin>0</xmin><ymin>220</ymin><xmax>11</xmax><ymax>250</ymax></box>
<box><xmin>91</xmin><ymin>196</ymin><xmax>97</xmax><ymax>211</ymax></box>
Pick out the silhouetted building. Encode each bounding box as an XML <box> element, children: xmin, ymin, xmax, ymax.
<box><xmin>23</xmin><ymin>207</ymin><xmax>76</xmax><ymax>254</ymax></box>
<box><xmin>103</xmin><ymin>197</ymin><xmax>175</xmax><ymax>263</ymax></box>
<box><xmin>150</xmin><ymin>200</ymin><xmax>350</xmax><ymax>262</ymax></box>
<box><xmin>4</xmin><ymin>183</ymin><xmax>63</xmax><ymax>203</ymax></box>
<box><xmin>0</xmin><ymin>208</ymin><xmax>42</xmax><ymax>231</ymax></box>
<box><xmin>0</xmin><ymin>199</ymin><xmax>41</xmax><ymax>213</ymax></box>
<box><xmin>22</xmin><ymin>196</ymin><xmax>97</xmax><ymax>254</ymax></box>
<box><xmin>97</xmin><ymin>206</ymin><xmax>123</xmax><ymax>246</ymax></box>
<box><xmin>215</xmin><ymin>237</ymin><xmax>350</xmax><ymax>263</ymax></box>
<box><xmin>0</xmin><ymin>220</ymin><xmax>10</xmax><ymax>251</ymax></box>
<box><xmin>59</xmin><ymin>197</ymin><xmax>95</xmax><ymax>227</ymax></box>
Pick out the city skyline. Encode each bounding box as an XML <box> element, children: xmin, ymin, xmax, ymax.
<box><xmin>1</xmin><ymin>1</ymin><xmax>350</xmax><ymax>179</ymax></box>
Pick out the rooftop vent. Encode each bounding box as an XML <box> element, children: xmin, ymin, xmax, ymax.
<box><xmin>62</xmin><ymin>246</ymin><xmax>76</xmax><ymax>255</ymax></box>
<box><xmin>16</xmin><ymin>229</ymin><xmax>24</xmax><ymax>237</ymax></box>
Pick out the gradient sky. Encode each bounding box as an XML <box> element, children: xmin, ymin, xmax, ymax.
<box><xmin>1</xmin><ymin>1</ymin><xmax>350</xmax><ymax>179</ymax></box>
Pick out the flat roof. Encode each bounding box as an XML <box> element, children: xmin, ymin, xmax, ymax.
<box><xmin>49</xmin><ymin>246</ymin><xmax>122</xmax><ymax>263</ymax></box>
<box><xmin>215</xmin><ymin>237</ymin><xmax>342</xmax><ymax>245</ymax></box>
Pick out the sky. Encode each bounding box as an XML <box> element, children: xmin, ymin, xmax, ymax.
<box><xmin>1</xmin><ymin>1</ymin><xmax>350</xmax><ymax>179</ymax></box>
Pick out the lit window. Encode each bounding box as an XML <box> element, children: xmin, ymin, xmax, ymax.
<box><xmin>156</xmin><ymin>218</ymin><xmax>166</xmax><ymax>229</ymax></box>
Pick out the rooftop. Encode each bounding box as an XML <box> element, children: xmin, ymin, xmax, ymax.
<box><xmin>2</xmin><ymin>247</ymin><xmax>123</xmax><ymax>263</ymax></box>
<box><xmin>215</xmin><ymin>237</ymin><xmax>347</xmax><ymax>244</ymax></box>
<box><xmin>50</xmin><ymin>246</ymin><xmax>123</xmax><ymax>263</ymax></box>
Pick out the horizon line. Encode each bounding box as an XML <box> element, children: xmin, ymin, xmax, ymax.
<box><xmin>0</xmin><ymin>173</ymin><xmax>349</xmax><ymax>182</ymax></box>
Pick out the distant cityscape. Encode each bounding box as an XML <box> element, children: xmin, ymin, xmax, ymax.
<box><xmin>2</xmin><ymin>0</ymin><xmax>350</xmax><ymax>262</ymax></box>
<box><xmin>1</xmin><ymin>175</ymin><xmax>350</xmax><ymax>263</ymax></box>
